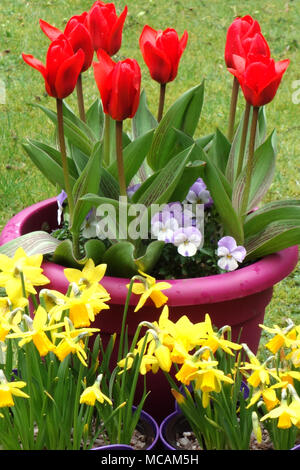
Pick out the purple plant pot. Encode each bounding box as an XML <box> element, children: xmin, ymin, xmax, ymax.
<box><xmin>291</xmin><ymin>444</ymin><xmax>300</xmax><ymax>450</ymax></box>
<box><xmin>0</xmin><ymin>197</ymin><xmax>298</xmax><ymax>423</ymax></box>
<box><xmin>159</xmin><ymin>411</ymin><xmax>188</xmax><ymax>451</ymax></box>
<box><xmin>92</xmin><ymin>408</ymin><xmax>159</xmax><ymax>451</ymax></box>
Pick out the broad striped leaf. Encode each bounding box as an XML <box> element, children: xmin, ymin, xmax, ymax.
<box><xmin>245</xmin><ymin>219</ymin><xmax>300</xmax><ymax>259</ymax></box>
<box><xmin>232</xmin><ymin>130</ymin><xmax>277</xmax><ymax>215</ymax></box>
<box><xmin>244</xmin><ymin>200</ymin><xmax>300</xmax><ymax>238</ymax></box>
<box><xmin>0</xmin><ymin>231</ymin><xmax>61</xmax><ymax>257</ymax></box>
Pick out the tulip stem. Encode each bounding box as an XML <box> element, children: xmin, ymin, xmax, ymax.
<box><xmin>103</xmin><ymin>113</ymin><xmax>111</xmax><ymax>167</ymax></box>
<box><xmin>56</xmin><ymin>98</ymin><xmax>75</xmax><ymax>222</ymax></box>
<box><xmin>236</xmin><ymin>101</ymin><xmax>251</xmax><ymax>179</ymax></box>
<box><xmin>76</xmin><ymin>74</ymin><xmax>86</xmax><ymax>123</ymax></box>
<box><xmin>228</xmin><ymin>76</ymin><xmax>239</xmax><ymax>142</ymax></box>
<box><xmin>116</xmin><ymin>120</ymin><xmax>127</xmax><ymax>197</ymax></box>
<box><xmin>240</xmin><ymin>105</ymin><xmax>259</xmax><ymax>218</ymax></box>
<box><xmin>157</xmin><ymin>83</ymin><xmax>166</xmax><ymax>123</ymax></box>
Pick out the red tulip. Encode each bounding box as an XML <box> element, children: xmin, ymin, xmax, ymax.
<box><xmin>39</xmin><ymin>14</ymin><xmax>93</xmax><ymax>72</ymax></box>
<box><xmin>22</xmin><ymin>35</ymin><xmax>84</xmax><ymax>99</ymax></box>
<box><xmin>139</xmin><ymin>25</ymin><xmax>188</xmax><ymax>84</ymax></box>
<box><xmin>93</xmin><ymin>49</ymin><xmax>141</xmax><ymax>121</ymax></box>
<box><xmin>86</xmin><ymin>1</ymin><xmax>127</xmax><ymax>55</ymax></box>
<box><xmin>228</xmin><ymin>54</ymin><xmax>290</xmax><ymax>107</ymax></box>
<box><xmin>225</xmin><ymin>15</ymin><xmax>270</xmax><ymax>69</ymax></box>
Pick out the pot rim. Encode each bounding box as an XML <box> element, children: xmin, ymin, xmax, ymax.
<box><xmin>0</xmin><ymin>197</ymin><xmax>298</xmax><ymax>306</ymax></box>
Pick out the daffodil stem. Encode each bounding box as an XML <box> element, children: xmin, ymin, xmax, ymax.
<box><xmin>76</xmin><ymin>74</ymin><xmax>86</xmax><ymax>123</ymax></box>
<box><xmin>240</xmin><ymin>105</ymin><xmax>259</xmax><ymax>218</ymax></box>
<box><xmin>228</xmin><ymin>76</ymin><xmax>239</xmax><ymax>142</ymax></box>
<box><xmin>157</xmin><ymin>83</ymin><xmax>166</xmax><ymax>123</ymax></box>
<box><xmin>116</xmin><ymin>120</ymin><xmax>127</xmax><ymax>197</ymax></box>
<box><xmin>118</xmin><ymin>278</ymin><xmax>134</xmax><ymax>363</ymax></box>
<box><xmin>56</xmin><ymin>98</ymin><xmax>75</xmax><ymax>222</ymax></box>
<box><xmin>72</xmin><ymin>354</ymin><xmax>85</xmax><ymax>449</ymax></box>
<box><xmin>236</xmin><ymin>101</ymin><xmax>251</xmax><ymax>179</ymax></box>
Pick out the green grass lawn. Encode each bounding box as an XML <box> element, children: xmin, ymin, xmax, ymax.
<box><xmin>0</xmin><ymin>0</ymin><xmax>299</xmax><ymax>352</ymax></box>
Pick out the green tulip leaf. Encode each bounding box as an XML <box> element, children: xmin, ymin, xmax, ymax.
<box><xmin>198</xmin><ymin>144</ymin><xmax>244</xmax><ymax>244</ymax></box>
<box><xmin>208</xmin><ymin>128</ymin><xmax>231</xmax><ymax>175</ymax></box>
<box><xmin>132</xmin><ymin>89</ymin><xmax>157</xmax><ymax>139</ymax></box>
<box><xmin>102</xmin><ymin>241</ymin><xmax>137</xmax><ymax>277</ymax></box>
<box><xmin>102</xmin><ymin>240</ymin><xmax>165</xmax><ymax>277</ymax></box>
<box><xmin>52</xmin><ymin>238</ymin><xmax>106</xmax><ymax>268</ymax></box>
<box><xmin>22</xmin><ymin>140</ymin><xmax>76</xmax><ymax>190</ymax></box>
<box><xmin>135</xmin><ymin>144</ymin><xmax>196</xmax><ymax>207</ymax></box>
<box><xmin>33</xmin><ymin>103</ymin><xmax>94</xmax><ymax>156</ymax></box>
<box><xmin>0</xmin><ymin>231</ymin><xmax>61</xmax><ymax>257</ymax></box>
<box><xmin>85</xmin><ymin>97</ymin><xmax>105</xmax><ymax>140</ymax></box>
<box><xmin>226</xmin><ymin>106</ymin><xmax>267</xmax><ymax>185</ymax></box>
<box><xmin>147</xmin><ymin>82</ymin><xmax>205</xmax><ymax>171</ymax></box>
<box><xmin>71</xmin><ymin>142</ymin><xmax>103</xmax><ymax>234</ymax></box>
<box><xmin>107</xmin><ymin>128</ymin><xmax>155</xmax><ymax>187</ymax></box>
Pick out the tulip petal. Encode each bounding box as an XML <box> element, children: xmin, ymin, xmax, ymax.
<box><xmin>139</xmin><ymin>25</ymin><xmax>158</xmax><ymax>55</ymax></box>
<box><xmin>22</xmin><ymin>53</ymin><xmax>47</xmax><ymax>78</ymax></box>
<box><xmin>39</xmin><ymin>19</ymin><xmax>62</xmax><ymax>41</ymax></box>
<box><xmin>143</xmin><ymin>40</ymin><xmax>172</xmax><ymax>84</ymax></box>
<box><xmin>108</xmin><ymin>5</ymin><xmax>127</xmax><ymax>56</ymax></box>
<box><xmin>93</xmin><ymin>49</ymin><xmax>115</xmax><ymax>112</ymax></box>
<box><xmin>55</xmin><ymin>49</ymin><xmax>85</xmax><ymax>99</ymax></box>
<box><xmin>67</xmin><ymin>23</ymin><xmax>94</xmax><ymax>71</ymax></box>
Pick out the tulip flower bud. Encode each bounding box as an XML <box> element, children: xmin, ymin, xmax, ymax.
<box><xmin>93</xmin><ymin>49</ymin><xmax>141</xmax><ymax>121</ymax></box>
<box><xmin>225</xmin><ymin>15</ymin><xmax>270</xmax><ymax>69</ymax></box>
<box><xmin>22</xmin><ymin>35</ymin><xmax>84</xmax><ymax>99</ymax></box>
<box><xmin>139</xmin><ymin>25</ymin><xmax>188</xmax><ymax>84</ymax></box>
<box><xmin>86</xmin><ymin>1</ymin><xmax>127</xmax><ymax>56</ymax></box>
<box><xmin>40</xmin><ymin>13</ymin><xmax>94</xmax><ymax>72</ymax></box>
<box><xmin>228</xmin><ymin>53</ymin><xmax>290</xmax><ymax>107</ymax></box>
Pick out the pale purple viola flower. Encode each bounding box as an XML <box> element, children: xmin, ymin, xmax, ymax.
<box><xmin>173</xmin><ymin>226</ymin><xmax>202</xmax><ymax>257</ymax></box>
<box><xmin>82</xmin><ymin>208</ymin><xmax>98</xmax><ymax>239</ymax></box>
<box><xmin>151</xmin><ymin>210</ymin><xmax>179</xmax><ymax>243</ymax></box>
<box><xmin>217</xmin><ymin>236</ymin><xmax>247</xmax><ymax>271</ymax></box>
<box><xmin>186</xmin><ymin>178</ymin><xmax>213</xmax><ymax>208</ymax></box>
<box><xmin>163</xmin><ymin>202</ymin><xmax>194</xmax><ymax>228</ymax></box>
<box><xmin>127</xmin><ymin>183</ymin><xmax>141</xmax><ymax>199</ymax></box>
<box><xmin>56</xmin><ymin>190</ymin><xmax>67</xmax><ymax>225</ymax></box>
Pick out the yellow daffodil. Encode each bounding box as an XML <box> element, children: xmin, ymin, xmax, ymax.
<box><xmin>154</xmin><ymin>343</ymin><xmax>172</xmax><ymax>372</ymax></box>
<box><xmin>7</xmin><ymin>306</ymin><xmax>64</xmax><ymax>357</ymax></box>
<box><xmin>0</xmin><ymin>281</ymin><xmax>28</xmax><ymax>315</ymax></box>
<box><xmin>260</xmin><ymin>321</ymin><xmax>297</xmax><ymax>354</ymax></box>
<box><xmin>199</xmin><ymin>314</ymin><xmax>242</xmax><ymax>359</ymax></box>
<box><xmin>0</xmin><ymin>309</ymin><xmax>23</xmax><ymax>342</ymax></box>
<box><xmin>49</xmin><ymin>283</ymin><xmax>110</xmax><ymax>328</ymax></box>
<box><xmin>260</xmin><ymin>402</ymin><xmax>299</xmax><ymax>429</ymax></box>
<box><xmin>240</xmin><ymin>345</ymin><xmax>280</xmax><ymax>388</ymax></box>
<box><xmin>160</xmin><ymin>309</ymin><xmax>209</xmax><ymax>353</ymax></box>
<box><xmin>0</xmin><ymin>370</ymin><xmax>29</xmax><ymax>408</ymax></box>
<box><xmin>247</xmin><ymin>382</ymin><xmax>284</xmax><ymax>411</ymax></box>
<box><xmin>80</xmin><ymin>375</ymin><xmax>112</xmax><ymax>406</ymax></box>
<box><xmin>63</xmin><ymin>259</ymin><xmax>108</xmax><ymax>294</ymax></box>
<box><xmin>129</xmin><ymin>271</ymin><xmax>171</xmax><ymax>312</ymax></box>
<box><xmin>53</xmin><ymin>317</ymin><xmax>99</xmax><ymax>366</ymax></box>
<box><xmin>0</xmin><ymin>247</ymin><xmax>49</xmax><ymax>295</ymax></box>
